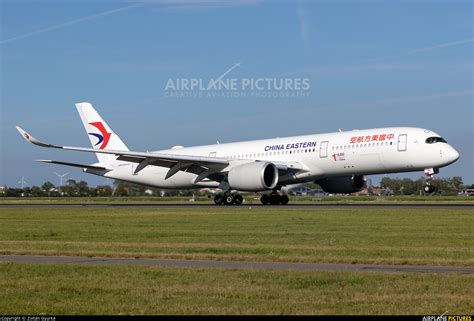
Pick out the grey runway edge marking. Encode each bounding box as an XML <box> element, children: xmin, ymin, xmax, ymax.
<box><xmin>0</xmin><ymin>255</ymin><xmax>473</xmax><ymax>275</ymax></box>
<box><xmin>0</xmin><ymin>203</ymin><xmax>473</xmax><ymax>209</ymax></box>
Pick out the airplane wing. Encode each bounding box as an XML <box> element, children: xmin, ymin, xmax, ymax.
<box><xmin>36</xmin><ymin>160</ymin><xmax>109</xmax><ymax>171</ymax></box>
<box><xmin>16</xmin><ymin>126</ymin><xmax>307</xmax><ymax>183</ymax></box>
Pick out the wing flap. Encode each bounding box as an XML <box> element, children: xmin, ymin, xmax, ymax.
<box><xmin>36</xmin><ymin>160</ymin><xmax>109</xmax><ymax>170</ymax></box>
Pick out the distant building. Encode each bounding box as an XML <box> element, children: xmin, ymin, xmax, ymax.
<box><xmin>458</xmin><ymin>189</ymin><xmax>474</xmax><ymax>197</ymax></box>
<box><xmin>353</xmin><ymin>186</ymin><xmax>385</xmax><ymax>196</ymax></box>
<box><xmin>47</xmin><ymin>187</ymin><xmax>60</xmax><ymax>197</ymax></box>
<box><xmin>290</xmin><ymin>185</ymin><xmax>328</xmax><ymax>197</ymax></box>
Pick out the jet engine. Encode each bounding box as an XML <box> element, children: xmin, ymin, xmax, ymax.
<box><xmin>227</xmin><ymin>162</ymin><xmax>278</xmax><ymax>192</ymax></box>
<box><xmin>315</xmin><ymin>175</ymin><xmax>366</xmax><ymax>194</ymax></box>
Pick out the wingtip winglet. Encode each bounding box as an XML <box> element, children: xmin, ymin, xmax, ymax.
<box><xmin>16</xmin><ymin>126</ymin><xmax>33</xmax><ymax>142</ymax></box>
<box><xmin>15</xmin><ymin>126</ymin><xmax>53</xmax><ymax>148</ymax></box>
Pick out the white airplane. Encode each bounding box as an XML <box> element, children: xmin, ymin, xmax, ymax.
<box><xmin>16</xmin><ymin>102</ymin><xmax>460</xmax><ymax>205</ymax></box>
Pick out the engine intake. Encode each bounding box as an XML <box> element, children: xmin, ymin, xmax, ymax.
<box><xmin>316</xmin><ymin>175</ymin><xmax>366</xmax><ymax>194</ymax></box>
<box><xmin>228</xmin><ymin>162</ymin><xmax>278</xmax><ymax>192</ymax></box>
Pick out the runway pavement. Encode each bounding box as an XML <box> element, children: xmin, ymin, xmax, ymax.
<box><xmin>0</xmin><ymin>203</ymin><xmax>473</xmax><ymax>209</ymax></box>
<box><xmin>0</xmin><ymin>255</ymin><xmax>473</xmax><ymax>274</ymax></box>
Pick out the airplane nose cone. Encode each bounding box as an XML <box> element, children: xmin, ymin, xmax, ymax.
<box><xmin>446</xmin><ymin>146</ymin><xmax>460</xmax><ymax>163</ymax></box>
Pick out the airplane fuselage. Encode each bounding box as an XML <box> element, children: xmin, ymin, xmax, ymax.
<box><xmin>94</xmin><ymin>127</ymin><xmax>459</xmax><ymax>189</ymax></box>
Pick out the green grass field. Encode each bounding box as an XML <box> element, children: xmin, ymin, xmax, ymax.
<box><xmin>1</xmin><ymin>262</ymin><xmax>472</xmax><ymax>315</ymax></box>
<box><xmin>0</xmin><ymin>206</ymin><xmax>472</xmax><ymax>314</ymax></box>
<box><xmin>0</xmin><ymin>207</ymin><xmax>472</xmax><ymax>265</ymax></box>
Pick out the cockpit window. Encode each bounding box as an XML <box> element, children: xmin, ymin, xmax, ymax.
<box><xmin>425</xmin><ymin>137</ymin><xmax>447</xmax><ymax>144</ymax></box>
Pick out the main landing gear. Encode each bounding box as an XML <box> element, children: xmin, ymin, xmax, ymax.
<box><xmin>214</xmin><ymin>192</ymin><xmax>243</xmax><ymax>205</ymax></box>
<box><xmin>213</xmin><ymin>191</ymin><xmax>289</xmax><ymax>205</ymax></box>
<box><xmin>424</xmin><ymin>168</ymin><xmax>439</xmax><ymax>194</ymax></box>
<box><xmin>260</xmin><ymin>192</ymin><xmax>289</xmax><ymax>205</ymax></box>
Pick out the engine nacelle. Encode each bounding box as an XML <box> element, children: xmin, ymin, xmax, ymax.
<box><xmin>316</xmin><ymin>175</ymin><xmax>366</xmax><ymax>194</ymax></box>
<box><xmin>227</xmin><ymin>162</ymin><xmax>279</xmax><ymax>192</ymax></box>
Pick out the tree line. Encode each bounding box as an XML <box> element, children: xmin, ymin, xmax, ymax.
<box><xmin>379</xmin><ymin>176</ymin><xmax>468</xmax><ymax>196</ymax></box>
<box><xmin>0</xmin><ymin>179</ymin><xmax>196</xmax><ymax>197</ymax></box>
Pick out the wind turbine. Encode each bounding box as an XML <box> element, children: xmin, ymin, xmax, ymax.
<box><xmin>54</xmin><ymin>172</ymin><xmax>69</xmax><ymax>186</ymax></box>
<box><xmin>18</xmin><ymin>176</ymin><xmax>28</xmax><ymax>189</ymax></box>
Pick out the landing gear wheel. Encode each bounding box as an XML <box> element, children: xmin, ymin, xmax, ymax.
<box><xmin>214</xmin><ymin>194</ymin><xmax>224</xmax><ymax>205</ymax></box>
<box><xmin>280</xmin><ymin>194</ymin><xmax>289</xmax><ymax>205</ymax></box>
<box><xmin>234</xmin><ymin>194</ymin><xmax>243</xmax><ymax>205</ymax></box>
<box><xmin>424</xmin><ymin>184</ymin><xmax>435</xmax><ymax>193</ymax></box>
<box><xmin>269</xmin><ymin>194</ymin><xmax>279</xmax><ymax>205</ymax></box>
<box><xmin>223</xmin><ymin>194</ymin><xmax>235</xmax><ymax>205</ymax></box>
<box><xmin>261</xmin><ymin>194</ymin><xmax>270</xmax><ymax>205</ymax></box>
<box><xmin>261</xmin><ymin>193</ymin><xmax>289</xmax><ymax>205</ymax></box>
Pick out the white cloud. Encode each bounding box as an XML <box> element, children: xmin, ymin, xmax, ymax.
<box><xmin>0</xmin><ymin>3</ymin><xmax>145</xmax><ymax>45</ymax></box>
<box><xmin>138</xmin><ymin>0</ymin><xmax>262</xmax><ymax>11</ymax></box>
<box><xmin>370</xmin><ymin>38</ymin><xmax>474</xmax><ymax>62</ymax></box>
<box><xmin>296</xmin><ymin>0</ymin><xmax>311</xmax><ymax>49</ymax></box>
<box><xmin>1</xmin><ymin>0</ymin><xmax>262</xmax><ymax>45</ymax></box>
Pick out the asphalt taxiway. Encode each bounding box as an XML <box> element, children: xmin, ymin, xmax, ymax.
<box><xmin>0</xmin><ymin>203</ymin><xmax>472</xmax><ymax>209</ymax></box>
<box><xmin>0</xmin><ymin>255</ymin><xmax>472</xmax><ymax>275</ymax></box>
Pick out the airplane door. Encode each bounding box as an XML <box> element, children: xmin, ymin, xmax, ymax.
<box><xmin>320</xmin><ymin>141</ymin><xmax>328</xmax><ymax>158</ymax></box>
<box><xmin>397</xmin><ymin>134</ymin><xmax>407</xmax><ymax>152</ymax></box>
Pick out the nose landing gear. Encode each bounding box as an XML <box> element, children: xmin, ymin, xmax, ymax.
<box><xmin>424</xmin><ymin>168</ymin><xmax>439</xmax><ymax>194</ymax></box>
<box><xmin>424</xmin><ymin>182</ymin><xmax>436</xmax><ymax>194</ymax></box>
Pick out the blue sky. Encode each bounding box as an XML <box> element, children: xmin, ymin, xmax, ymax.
<box><xmin>1</xmin><ymin>0</ymin><xmax>472</xmax><ymax>187</ymax></box>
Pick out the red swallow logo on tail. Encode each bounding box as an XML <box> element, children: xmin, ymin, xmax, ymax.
<box><xmin>88</xmin><ymin>122</ymin><xmax>111</xmax><ymax>149</ymax></box>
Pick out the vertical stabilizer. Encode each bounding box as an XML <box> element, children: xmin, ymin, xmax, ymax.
<box><xmin>75</xmin><ymin>102</ymin><xmax>129</xmax><ymax>163</ymax></box>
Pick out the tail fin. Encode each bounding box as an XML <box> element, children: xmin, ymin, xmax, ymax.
<box><xmin>75</xmin><ymin>102</ymin><xmax>129</xmax><ymax>163</ymax></box>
